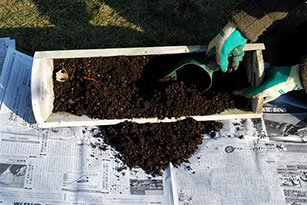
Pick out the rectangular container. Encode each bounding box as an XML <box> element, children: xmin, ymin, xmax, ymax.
<box><xmin>31</xmin><ymin>44</ymin><xmax>265</xmax><ymax>128</ymax></box>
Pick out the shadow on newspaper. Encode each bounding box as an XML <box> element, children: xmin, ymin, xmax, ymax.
<box><xmin>263</xmin><ymin>113</ymin><xmax>307</xmax><ymax>143</ymax></box>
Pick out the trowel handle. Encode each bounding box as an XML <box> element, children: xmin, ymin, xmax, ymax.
<box><xmin>205</xmin><ymin>46</ymin><xmax>243</xmax><ymax>72</ymax></box>
<box><xmin>229</xmin><ymin>46</ymin><xmax>243</xmax><ymax>57</ymax></box>
<box><xmin>203</xmin><ymin>58</ymin><xmax>220</xmax><ymax>72</ymax></box>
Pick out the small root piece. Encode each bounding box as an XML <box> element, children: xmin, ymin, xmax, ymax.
<box><xmin>83</xmin><ymin>76</ymin><xmax>98</xmax><ymax>83</ymax></box>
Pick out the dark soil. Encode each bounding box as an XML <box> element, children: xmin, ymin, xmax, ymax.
<box><xmin>52</xmin><ymin>53</ymin><xmax>249</xmax><ymax>119</ymax></box>
<box><xmin>53</xmin><ymin>54</ymin><xmax>250</xmax><ymax>176</ymax></box>
<box><xmin>96</xmin><ymin>118</ymin><xmax>223</xmax><ymax>176</ymax></box>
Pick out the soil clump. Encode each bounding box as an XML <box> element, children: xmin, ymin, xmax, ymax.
<box><xmin>97</xmin><ymin>118</ymin><xmax>223</xmax><ymax>176</ymax></box>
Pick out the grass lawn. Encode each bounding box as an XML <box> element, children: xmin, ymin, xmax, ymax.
<box><xmin>0</xmin><ymin>0</ymin><xmax>241</xmax><ymax>56</ymax></box>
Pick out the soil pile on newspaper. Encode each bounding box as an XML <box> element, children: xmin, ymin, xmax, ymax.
<box><xmin>96</xmin><ymin>118</ymin><xmax>223</xmax><ymax>176</ymax></box>
<box><xmin>52</xmin><ymin>54</ymin><xmax>249</xmax><ymax>119</ymax></box>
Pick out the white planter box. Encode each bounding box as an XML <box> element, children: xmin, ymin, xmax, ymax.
<box><xmin>31</xmin><ymin>44</ymin><xmax>265</xmax><ymax>128</ymax></box>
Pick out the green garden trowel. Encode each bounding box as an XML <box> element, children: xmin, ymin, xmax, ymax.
<box><xmin>160</xmin><ymin>46</ymin><xmax>242</xmax><ymax>93</ymax></box>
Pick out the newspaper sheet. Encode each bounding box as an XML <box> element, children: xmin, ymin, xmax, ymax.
<box><xmin>262</xmin><ymin>102</ymin><xmax>288</xmax><ymax>113</ymax></box>
<box><xmin>0</xmin><ymin>37</ymin><xmax>15</xmax><ymax>76</ymax></box>
<box><xmin>171</xmin><ymin>119</ymin><xmax>285</xmax><ymax>205</ymax></box>
<box><xmin>170</xmin><ymin>113</ymin><xmax>307</xmax><ymax>204</ymax></box>
<box><xmin>269</xmin><ymin>142</ymin><xmax>307</xmax><ymax>205</ymax></box>
<box><xmin>0</xmin><ymin>128</ymin><xmax>174</xmax><ymax>204</ymax></box>
<box><xmin>172</xmin><ymin>137</ymin><xmax>307</xmax><ymax>205</ymax></box>
<box><xmin>0</xmin><ymin>47</ymin><xmax>37</xmax><ymax>134</ymax></box>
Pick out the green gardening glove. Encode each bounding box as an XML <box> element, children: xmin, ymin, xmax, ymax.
<box><xmin>207</xmin><ymin>21</ymin><xmax>248</xmax><ymax>72</ymax></box>
<box><xmin>245</xmin><ymin>65</ymin><xmax>303</xmax><ymax>104</ymax></box>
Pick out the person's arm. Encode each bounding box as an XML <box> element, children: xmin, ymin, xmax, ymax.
<box><xmin>231</xmin><ymin>0</ymin><xmax>305</xmax><ymax>42</ymax></box>
<box><xmin>244</xmin><ymin>56</ymin><xmax>307</xmax><ymax>103</ymax></box>
<box><xmin>207</xmin><ymin>0</ymin><xmax>306</xmax><ymax>72</ymax></box>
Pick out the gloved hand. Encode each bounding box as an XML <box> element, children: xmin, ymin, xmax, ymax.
<box><xmin>245</xmin><ymin>65</ymin><xmax>303</xmax><ymax>104</ymax></box>
<box><xmin>207</xmin><ymin>21</ymin><xmax>248</xmax><ymax>72</ymax></box>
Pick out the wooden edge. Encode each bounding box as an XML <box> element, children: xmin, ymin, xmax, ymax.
<box><xmin>244</xmin><ymin>43</ymin><xmax>265</xmax><ymax>51</ymax></box>
<box><xmin>252</xmin><ymin>97</ymin><xmax>264</xmax><ymax>113</ymax></box>
<box><xmin>251</xmin><ymin>49</ymin><xmax>265</xmax><ymax>113</ymax></box>
<box><xmin>33</xmin><ymin>43</ymin><xmax>265</xmax><ymax>59</ymax></box>
<box><xmin>34</xmin><ymin>45</ymin><xmax>206</xmax><ymax>59</ymax></box>
<box><xmin>34</xmin><ymin>43</ymin><xmax>266</xmax><ymax>127</ymax></box>
<box><xmin>31</xmin><ymin>58</ymin><xmax>54</xmax><ymax>123</ymax></box>
<box><xmin>38</xmin><ymin>113</ymin><xmax>263</xmax><ymax>128</ymax></box>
